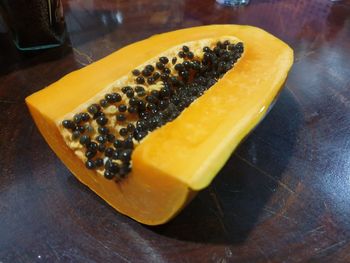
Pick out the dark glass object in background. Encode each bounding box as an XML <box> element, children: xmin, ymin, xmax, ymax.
<box><xmin>0</xmin><ymin>0</ymin><xmax>65</xmax><ymax>50</ymax></box>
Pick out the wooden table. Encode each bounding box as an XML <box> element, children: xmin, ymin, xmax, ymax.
<box><xmin>1</xmin><ymin>0</ymin><xmax>350</xmax><ymax>262</ymax></box>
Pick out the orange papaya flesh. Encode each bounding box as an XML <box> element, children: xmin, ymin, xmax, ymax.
<box><xmin>26</xmin><ymin>25</ymin><xmax>293</xmax><ymax>225</ymax></box>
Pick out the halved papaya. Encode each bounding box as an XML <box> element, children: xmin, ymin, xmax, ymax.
<box><xmin>26</xmin><ymin>25</ymin><xmax>293</xmax><ymax>225</ymax></box>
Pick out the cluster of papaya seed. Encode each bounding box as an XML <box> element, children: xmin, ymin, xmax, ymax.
<box><xmin>61</xmin><ymin>40</ymin><xmax>244</xmax><ymax>180</ymax></box>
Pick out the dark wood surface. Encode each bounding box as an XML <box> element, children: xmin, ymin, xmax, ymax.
<box><xmin>1</xmin><ymin>0</ymin><xmax>350</xmax><ymax>262</ymax></box>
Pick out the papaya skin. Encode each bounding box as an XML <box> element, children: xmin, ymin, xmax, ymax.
<box><xmin>26</xmin><ymin>25</ymin><xmax>293</xmax><ymax>225</ymax></box>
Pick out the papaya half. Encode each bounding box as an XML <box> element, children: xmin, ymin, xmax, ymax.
<box><xmin>25</xmin><ymin>25</ymin><xmax>293</xmax><ymax>225</ymax></box>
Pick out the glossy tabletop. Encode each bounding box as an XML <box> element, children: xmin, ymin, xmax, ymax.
<box><xmin>1</xmin><ymin>0</ymin><xmax>350</xmax><ymax>262</ymax></box>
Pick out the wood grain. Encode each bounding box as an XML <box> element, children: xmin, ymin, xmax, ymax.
<box><xmin>1</xmin><ymin>0</ymin><xmax>350</xmax><ymax>262</ymax></box>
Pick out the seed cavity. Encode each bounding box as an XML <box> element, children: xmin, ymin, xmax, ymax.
<box><xmin>61</xmin><ymin>39</ymin><xmax>244</xmax><ymax>181</ymax></box>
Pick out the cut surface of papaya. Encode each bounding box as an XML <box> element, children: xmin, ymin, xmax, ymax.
<box><xmin>26</xmin><ymin>25</ymin><xmax>293</xmax><ymax>225</ymax></box>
